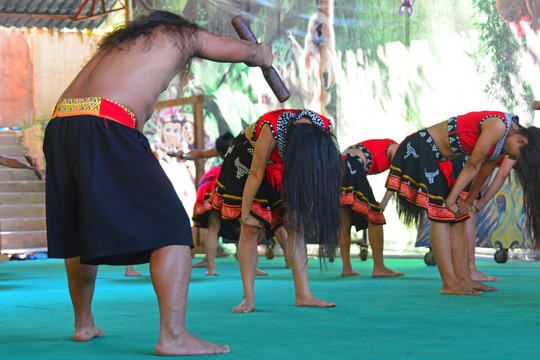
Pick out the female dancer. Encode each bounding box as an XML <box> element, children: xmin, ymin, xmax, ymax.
<box><xmin>383</xmin><ymin>111</ymin><xmax>540</xmax><ymax>295</ymax></box>
<box><xmin>171</xmin><ymin>132</ymin><xmax>287</xmax><ymax>275</ymax></box>
<box><xmin>210</xmin><ymin>109</ymin><xmax>343</xmax><ymax>313</ymax></box>
<box><xmin>340</xmin><ymin>139</ymin><xmax>404</xmax><ymax>277</ymax></box>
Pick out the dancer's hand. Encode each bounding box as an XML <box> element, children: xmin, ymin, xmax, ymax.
<box><xmin>241</xmin><ymin>214</ymin><xmax>262</xmax><ymax>229</ymax></box>
<box><xmin>455</xmin><ymin>197</ymin><xmax>469</xmax><ymax>218</ymax></box>
<box><xmin>446</xmin><ymin>198</ymin><xmax>459</xmax><ymax>215</ymax></box>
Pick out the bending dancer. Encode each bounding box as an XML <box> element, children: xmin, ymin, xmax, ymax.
<box><xmin>170</xmin><ymin>132</ymin><xmax>287</xmax><ymax>275</ymax></box>
<box><xmin>340</xmin><ymin>139</ymin><xmax>404</xmax><ymax>277</ymax></box>
<box><xmin>42</xmin><ymin>10</ymin><xmax>272</xmax><ymax>356</ymax></box>
<box><xmin>172</xmin><ymin>131</ymin><xmax>235</xmax><ymax>275</ymax></box>
<box><xmin>383</xmin><ymin>111</ymin><xmax>539</xmax><ymax>295</ymax></box>
<box><xmin>465</xmin><ymin>155</ymin><xmax>515</xmax><ymax>282</ymax></box>
<box><xmin>210</xmin><ymin>109</ymin><xmax>342</xmax><ymax>313</ymax></box>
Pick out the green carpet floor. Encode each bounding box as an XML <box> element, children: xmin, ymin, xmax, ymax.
<box><xmin>0</xmin><ymin>255</ymin><xmax>539</xmax><ymax>359</ymax></box>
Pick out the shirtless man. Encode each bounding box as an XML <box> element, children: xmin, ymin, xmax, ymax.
<box><xmin>43</xmin><ymin>11</ymin><xmax>272</xmax><ymax>356</ymax></box>
<box><xmin>383</xmin><ymin>111</ymin><xmax>538</xmax><ymax>295</ymax></box>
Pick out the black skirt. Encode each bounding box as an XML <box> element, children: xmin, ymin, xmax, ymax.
<box><xmin>385</xmin><ymin>130</ymin><xmax>469</xmax><ymax>224</ymax></box>
<box><xmin>341</xmin><ymin>153</ymin><xmax>386</xmax><ymax>231</ymax></box>
<box><xmin>43</xmin><ymin>115</ymin><xmax>193</xmax><ymax>265</ymax></box>
<box><xmin>210</xmin><ymin>132</ymin><xmax>284</xmax><ymax>232</ymax></box>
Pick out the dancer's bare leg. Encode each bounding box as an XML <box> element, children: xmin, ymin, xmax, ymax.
<box><xmin>125</xmin><ymin>265</ymin><xmax>142</xmax><ymax>277</ymax></box>
<box><xmin>65</xmin><ymin>257</ymin><xmax>104</xmax><ymax>341</ymax></box>
<box><xmin>339</xmin><ymin>208</ymin><xmax>358</xmax><ymax>276</ymax></box>
<box><xmin>368</xmin><ymin>223</ymin><xmax>404</xmax><ymax>277</ymax></box>
<box><xmin>152</xmin><ymin>245</ymin><xmax>230</xmax><ymax>356</ymax></box>
<box><xmin>274</xmin><ymin>226</ymin><xmax>290</xmax><ymax>268</ymax></box>
<box><xmin>232</xmin><ymin>223</ymin><xmax>262</xmax><ymax>313</ymax></box>
<box><xmin>465</xmin><ymin>215</ymin><xmax>500</xmax><ymax>282</ymax></box>
<box><xmin>449</xmin><ymin>222</ymin><xmax>497</xmax><ymax>292</ymax></box>
<box><xmin>430</xmin><ymin>222</ymin><xmax>481</xmax><ymax>295</ymax></box>
<box><xmin>192</xmin><ymin>228</ymin><xmax>208</xmax><ymax>268</ymax></box>
<box><xmin>203</xmin><ymin>212</ymin><xmax>220</xmax><ymax>276</ymax></box>
<box><xmin>287</xmin><ymin>229</ymin><xmax>336</xmax><ymax>308</ymax></box>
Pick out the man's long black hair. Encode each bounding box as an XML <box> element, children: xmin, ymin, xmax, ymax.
<box><xmin>98</xmin><ymin>10</ymin><xmax>201</xmax><ymax>55</ymax></box>
<box><xmin>281</xmin><ymin>123</ymin><xmax>343</xmax><ymax>262</ymax></box>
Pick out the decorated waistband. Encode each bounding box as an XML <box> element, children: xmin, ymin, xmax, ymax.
<box><xmin>52</xmin><ymin>97</ymin><xmax>136</xmax><ymax>129</ymax></box>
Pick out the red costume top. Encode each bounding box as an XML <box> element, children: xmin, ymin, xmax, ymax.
<box><xmin>447</xmin><ymin>111</ymin><xmax>517</xmax><ymax>161</ymax></box>
<box><xmin>346</xmin><ymin>139</ymin><xmax>397</xmax><ymax>175</ymax></box>
<box><xmin>252</xmin><ymin>109</ymin><xmax>332</xmax><ymax>163</ymax></box>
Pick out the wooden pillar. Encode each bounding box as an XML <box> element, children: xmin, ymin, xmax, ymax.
<box><xmin>125</xmin><ymin>0</ymin><xmax>133</xmax><ymax>21</ymax></box>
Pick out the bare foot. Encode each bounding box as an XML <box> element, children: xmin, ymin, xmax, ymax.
<box><xmin>72</xmin><ymin>325</ymin><xmax>104</xmax><ymax>342</ymax></box>
<box><xmin>341</xmin><ymin>269</ymin><xmax>360</xmax><ymax>277</ymax></box>
<box><xmin>192</xmin><ymin>259</ymin><xmax>208</xmax><ymax>268</ymax></box>
<box><xmin>155</xmin><ymin>332</ymin><xmax>230</xmax><ymax>356</ymax></box>
<box><xmin>440</xmin><ymin>284</ymin><xmax>482</xmax><ymax>295</ymax></box>
<box><xmin>232</xmin><ymin>298</ymin><xmax>255</xmax><ymax>313</ymax></box>
<box><xmin>205</xmin><ymin>269</ymin><xmax>218</xmax><ymax>276</ymax></box>
<box><xmin>470</xmin><ymin>281</ymin><xmax>497</xmax><ymax>292</ymax></box>
<box><xmin>256</xmin><ymin>268</ymin><xmax>268</xmax><ymax>276</ymax></box>
<box><xmin>295</xmin><ymin>294</ymin><xmax>336</xmax><ymax>308</ymax></box>
<box><xmin>124</xmin><ymin>265</ymin><xmax>142</xmax><ymax>277</ymax></box>
<box><xmin>470</xmin><ymin>269</ymin><xmax>500</xmax><ymax>282</ymax></box>
<box><xmin>372</xmin><ymin>267</ymin><xmax>404</xmax><ymax>277</ymax></box>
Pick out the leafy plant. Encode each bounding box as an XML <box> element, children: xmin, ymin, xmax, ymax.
<box><xmin>472</xmin><ymin>0</ymin><xmax>534</xmax><ymax>121</ymax></box>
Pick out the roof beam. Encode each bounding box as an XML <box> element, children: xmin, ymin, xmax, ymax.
<box><xmin>0</xmin><ymin>1</ymin><xmax>125</xmax><ymax>23</ymax></box>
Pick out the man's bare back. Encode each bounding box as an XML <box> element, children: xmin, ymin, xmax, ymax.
<box><xmin>61</xmin><ymin>29</ymin><xmax>272</xmax><ymax>132</ymax></box>
<box><xmin>61</xmin><ymin>31</ymin><xmax>197</xmax><ymax>131</ymax></box>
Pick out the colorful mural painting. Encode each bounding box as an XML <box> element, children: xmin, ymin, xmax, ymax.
<box><xmin>129</xmin><ymin>0</ymin><xmax>540</xmax><ymax>247</ymax></box>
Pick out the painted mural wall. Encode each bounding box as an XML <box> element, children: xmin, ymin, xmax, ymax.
<box><xmin>133</xmin><ymin>0</ymin><xmax>540</xmax><ymax>251</ymax></box>
<box><xmin>1</xmin><ymin>1</ymin><xmax>538</xmax><ymax>252</ymax></box>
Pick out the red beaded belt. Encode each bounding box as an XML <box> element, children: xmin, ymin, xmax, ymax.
<box><xmin>52</xmin><ymin>97</ymin><xmax>136</xmax><ymax>129</ymax></box>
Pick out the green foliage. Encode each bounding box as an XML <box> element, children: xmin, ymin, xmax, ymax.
<box><xmin>472</xmin><ymin>0</ymin><xmax>533</xmax><ymax>119</ymax></box>
<box><xmin>19</xmin><ymin>117</ymin><xmax>49</xmax><ymax>143</ymax></box>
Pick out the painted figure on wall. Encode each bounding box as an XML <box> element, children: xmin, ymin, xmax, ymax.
<box><xmin>399</xmin><ymin>0</ymin><xmax>415</xmax><ymax>17</ymax></box>
<box><xmin>497</xmin><ymin>0</ymin><xmax>540</xmax><ymax>69</ymax></box>
<box><xmin>287</xmin><ymin>0</ymin><xmax>336</xmax><ymax>117</ymax></box>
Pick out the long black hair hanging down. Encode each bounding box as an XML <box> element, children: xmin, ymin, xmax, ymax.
<box><xmin>513</xmin><ymin>124</ymin><xmax>540</xmax><ymax>250</ymax></box>
<box><xmin>281</xmin><ymin>122</ymin><xmax>343</xmax><ymax>262</ymax></box>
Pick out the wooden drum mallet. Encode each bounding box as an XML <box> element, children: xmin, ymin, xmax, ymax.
<box><xmin>231</xmin><ymin>15</ymin><xmax>290</xmax><ymax>103</ymax></box>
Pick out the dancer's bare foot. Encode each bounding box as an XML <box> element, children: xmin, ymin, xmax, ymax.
<box><xmin>341</xmin><ymin>269</ymin><xmax>359</xmax><ymax>277</ymax></box>
<box><xmin>470</xmin><ymin>269</ymin><xmax>500</xmax><ymax>282</ymax></box>
<box><xmin>255</xmin><ymin>268</ymin><xmax>268</xmax><ymax>276</ymax></box>
<box><xmin>155</xmin><ymin>331</ymin><xmax>230</xmax><ymax>356</ymax></box>
<box><xmin>124</xmin><ymin>265</ymin><xmax>142</xmax><ymax>277</ymax></box>
<box><xmin>470</xmin><ymin>280</ymin><xmax>497</xmax><ymax>292</ymax></box>
<box><xmin>440</xmin><ymin>284</ymin><xmax>482</xmax><ymax>295</ymax></box>
<box><xmin>72</xmin><ymin>325</ymin><xmax>104</xmax><ymax>342</ymax></box>
<box><xmin>205</xmin><ymin>269</ymin><xmax>218</xmax><ymax>276</ymax></box>
<box><xmin>295</xmin><ymin>294</ymin><xmax>336</xmax><ymax>308</ymax></box>
<box><xmin>372</xmin><ymin>267</ymin><xmax>404</xmax><ymax>277</ymax></box>
<box><xmin>192</xmin><ymin>258</ymin><xmax>208</xmax><ymax>268</ymax></box>
<box><xmin>232</xmin><ymin>298</ymin><xmax>255</xmax><ymax>313</ymax></box>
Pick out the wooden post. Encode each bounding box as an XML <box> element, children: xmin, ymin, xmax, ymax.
<box><xmin>125</xmin><ymin>0</ymin><xmax>133</xmax><ymax>21</ymax></box>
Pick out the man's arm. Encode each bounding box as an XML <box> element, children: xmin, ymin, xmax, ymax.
<box><xmin>196</xmin><ymin>31</ymin><xmax>273</xmax><ymax>68</ymax></box>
